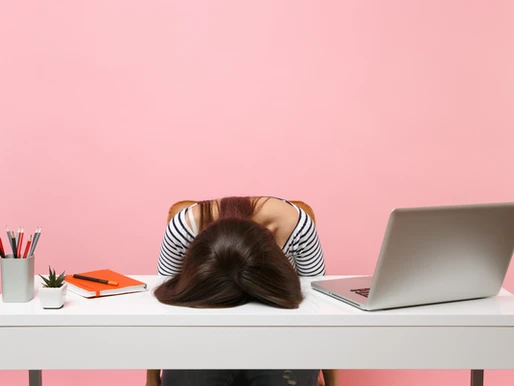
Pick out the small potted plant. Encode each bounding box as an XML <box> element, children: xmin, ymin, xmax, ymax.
<box><xmin>39</xmin><ymin>266</ymin><xmax>67</xmax><ymax>309</ymax></box>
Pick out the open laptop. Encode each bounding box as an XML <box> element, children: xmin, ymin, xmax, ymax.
<box><xmin>311</xmin><ymin>202</ymin><xmax>514</xmax><ymax>311</ymax></box>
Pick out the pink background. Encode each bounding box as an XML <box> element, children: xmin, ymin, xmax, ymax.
<box><xmin>1</xmin><ymin>1</ymin><xmax>513</xmax><ymax>385</ymax></box>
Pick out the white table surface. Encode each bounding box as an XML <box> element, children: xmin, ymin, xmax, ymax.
<box><xmin>1</xmin><ymin>275</ymin><xmax>514</xmax><ymax>370</ymax></box>
<box><xmin>2</xmin><ymin>275</ymin><xmax>514</xmax><ymax>326</ymax></box>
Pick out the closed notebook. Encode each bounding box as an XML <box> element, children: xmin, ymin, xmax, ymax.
<box><xmin>65</xmin><ymin>269</ymin><xmax>147</xmax><ymax>298</ymax></box>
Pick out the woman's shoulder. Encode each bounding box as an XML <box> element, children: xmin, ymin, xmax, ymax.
<box><xmin>167</xmin><ymin>201</ymin><xmax>199</xmax><ymax>237</ymax></box>
<box><xmin>168</xmin><ymin>200</ymin><xmax>197</xmax><ymax>221</ymax></box>
<box><xmin>257</xmin><ymin>196</ymin><xmax>298</xmax><ymax>216</ymax></box>
<box><xmin>254</xmin><ymin>197</ymin><xmax>299</xmax><ymax>241</ymax></box>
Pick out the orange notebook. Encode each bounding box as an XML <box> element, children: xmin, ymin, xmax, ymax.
<box><xmin>64</xmin><ymin>269</ymin><xmax>147</xmax><ymax>298</ymax></box>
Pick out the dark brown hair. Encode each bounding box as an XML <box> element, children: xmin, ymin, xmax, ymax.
<box><xmin>154</xmin><ymin>197</ymin><xmax>303</xmax><ymax>309</ymax></box>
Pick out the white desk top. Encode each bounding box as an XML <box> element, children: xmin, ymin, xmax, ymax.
<box><xmin>1</xmin><ymin>276</ymin><xmax>514</xmax><ymax>327</ymax></box>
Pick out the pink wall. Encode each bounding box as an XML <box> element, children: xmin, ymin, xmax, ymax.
<box><xmin>1</xmin><ymin>1</ymin><xmax>513</xmax><ymax>385</ymax></box>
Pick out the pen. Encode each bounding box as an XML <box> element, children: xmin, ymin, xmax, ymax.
<box><xmin>72</xmin><ymin>274</ymin><xmax>119</xmax><ymax>286</ymax></box>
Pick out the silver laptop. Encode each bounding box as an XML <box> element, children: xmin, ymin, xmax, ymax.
<box><xmin>311</xmin><ymin>202</ymin><xmax>514</xmax><ymax>311</ymax></box>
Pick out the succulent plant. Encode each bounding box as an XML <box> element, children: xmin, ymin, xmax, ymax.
<box><xmin>39</xmin><ymin>266</ymin><xmax>66</xmax><ymax>288</ymax></box>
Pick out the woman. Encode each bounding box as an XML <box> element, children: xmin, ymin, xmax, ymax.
<box><xmin>148</xmin><ymin>196</ymin><xmax>329</xmax><ymax>386</ymax></box>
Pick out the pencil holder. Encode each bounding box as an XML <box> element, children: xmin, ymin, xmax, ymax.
<box><xmin>1</xmin><ymin>254</ymin><xmax>35</xmax><ymax>303</ymax></box>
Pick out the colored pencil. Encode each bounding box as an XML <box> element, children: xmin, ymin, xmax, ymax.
<box><xmin>11</xmin><ymin>231</ymin><xmax>16</xmax><ymax>258</ymax></box>
<box><xmin>6</xmin><ymin>226</ymin><xmax>15</xmax><ymax>257</ymax></box>
<box><xmin>23</xmin><ymin>235</ymin><xmax>32</xmax><ymax>259</ymax></box>
<box><xmin>15</xmin><ymin>227</ymin><xmax>20</xmax><ymax>255</ymax></box>
<box><xmin>0</xmin><ymin>237</ymin><xmax>5</xmax><ymax>258</ymax></box>
<box><xmin>16</xmin><ymin>228</ymin><xmax>24</xmax><ymax>259</ymax></box>
<box><xmin>29</xmin><ymin>227</ymin><xmax>41</xmax><ymax>256</ymax></box>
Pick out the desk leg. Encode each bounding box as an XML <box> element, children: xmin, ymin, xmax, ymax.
<box><xmin>29</xmin><ymin>370</ymin><xmax>42</xmax><ymax>386</ymax></box>
<box><xmin>471</xmin><ymin>370</ymin><xmax>483</xmax><ymax>386</ymax></box>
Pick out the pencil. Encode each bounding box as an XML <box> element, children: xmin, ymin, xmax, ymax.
<box><xmin>0</xmin><ymin>237</ymin><xmax>5</xmax><ymax>258</ymax></box>
<box><xmin>11</xmin><ymin>231</ymin><xmax>17</xmax><ymax>258</ymax></box>
<box><xmin>16</xmin><ymin>228</ymin><xmax>24</xmax><ymax>259</ymax></box>
<box><xmin>29</xmin><ymin>227</ymin><xmax>41</xmax><ymax>257</ymax></box>
<box><xmin>23</xmin><ymin>235</ymin><xmax>32</xmax><ymax>259</ymax></box>
<box><xmin>6</xmin><ymin>226</ymin><xmax>15</xmax><ymax>257</ymax></box>
<box><xmin>72</xmin><ymin>274</ymin><xmax>119</xmax><ymax>286</ymax></box>
<box><xmin>15</xmin><ymin>227</ymin><xmax>19</xmax><ymax>249</ymax></box>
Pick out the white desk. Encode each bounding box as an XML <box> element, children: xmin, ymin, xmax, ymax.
<box><xmin>1</xmin><ymin>276</ymin><xmax>514</xmax><ymax>386</ymax></box>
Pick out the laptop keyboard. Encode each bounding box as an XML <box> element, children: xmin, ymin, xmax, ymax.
<box><xmin>351</xmin><ymin>288</ymin><xmax>370</xmax><ymax>298</ymax></box>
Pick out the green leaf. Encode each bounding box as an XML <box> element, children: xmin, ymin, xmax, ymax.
<box><xmin>41</xmin><ymin>266</ymin><xmax>66</xmax><ymax>287</ymax></box>
<box><xmin>39</xmin><ymin>275</ymin><xmax>51</xmax><ymax>287</ymax></box>
<box><xmin>56</xmin><ymin>271</ymin><xmax>66</xmax><ymax>283</ymax></box>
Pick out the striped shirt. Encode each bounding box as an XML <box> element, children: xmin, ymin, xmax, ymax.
<box><xmin>157</xmin><ymin>200</ymin><xmax>326</xmax><ymax>277</ymax></box>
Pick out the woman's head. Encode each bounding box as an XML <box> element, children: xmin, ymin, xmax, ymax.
<box><xmin>153</xmin><ymin>217</ymin><xmax>304</xmax><ymax>309</ymax></box>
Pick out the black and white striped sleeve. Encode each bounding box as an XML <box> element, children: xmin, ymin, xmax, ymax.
<box><xmin>157</xmin><ymin>208</ymin><xmax>196</xmax><ymax>276</ymax></box>
<box><xmin>290</xmin><ymin>208</ymin><xmax>326</xmax><ymax>277</ymax></box>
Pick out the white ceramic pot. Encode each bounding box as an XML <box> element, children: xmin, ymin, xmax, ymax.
<box><xmin>39</xmin><ymin>283</ymin><xmax>67</xmax><ymax>309</ymax></box>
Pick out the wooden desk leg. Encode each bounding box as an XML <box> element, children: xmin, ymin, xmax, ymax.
<box><xmin>471</xmin><ymin>370</ymin><xmax>484</xmax><ymax>386</ymax></box>
<box><xmin>29</xmin><ymin>370</ymin><xmax>42</xmax><ymax>386</ymax></box>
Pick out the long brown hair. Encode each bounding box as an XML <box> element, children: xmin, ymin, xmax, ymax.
<box><xmin>154</xmin><ymin>197</ymin><xmax>303</xmax><ymax>309</ymax></box>
<box><xmin>198</xmin><ymin>196</ymin><xmax>263</xmax><ymax>230</ymax></box>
